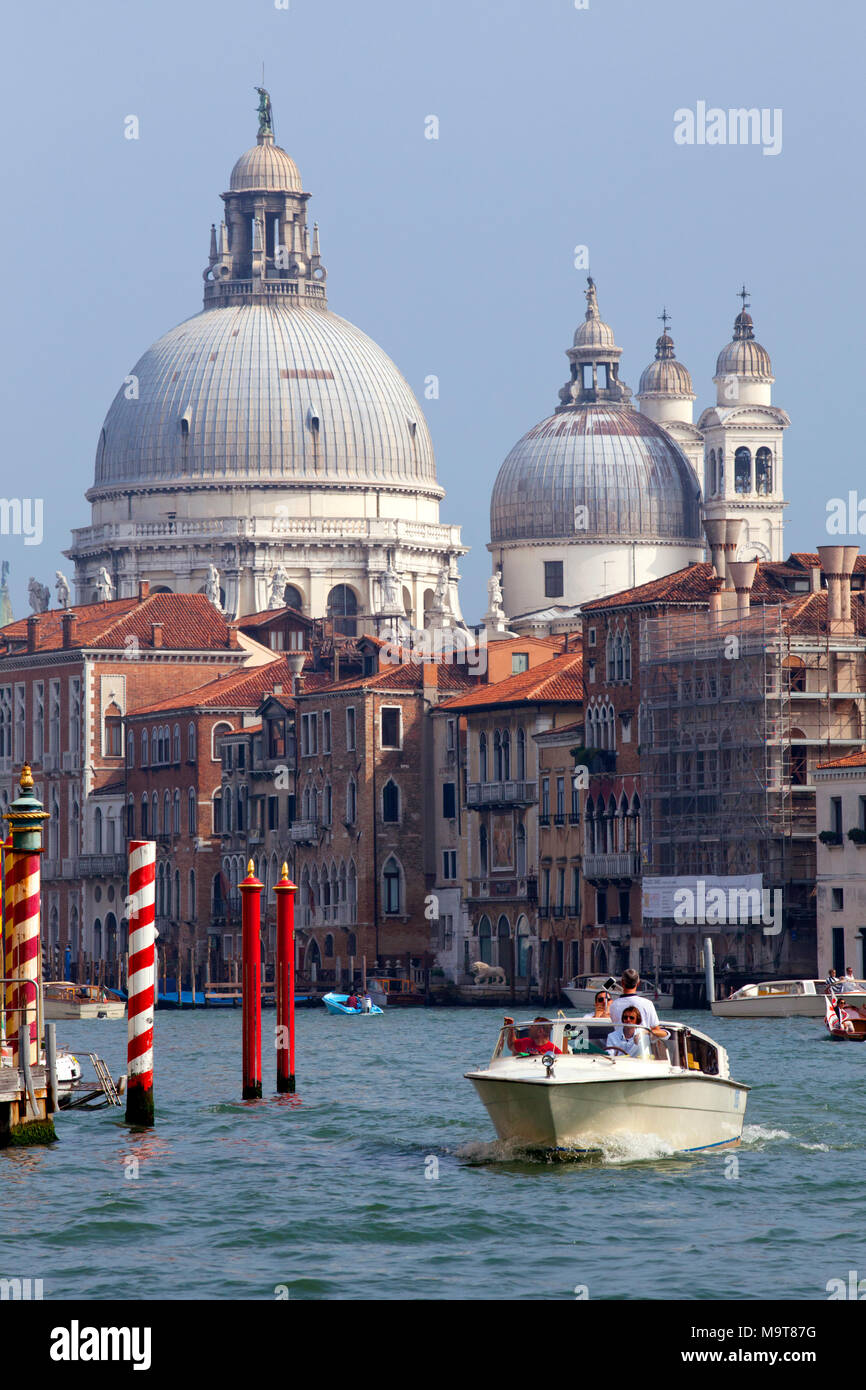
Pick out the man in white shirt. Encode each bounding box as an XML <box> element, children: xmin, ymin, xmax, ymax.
<box><xmin>609</xmin><ymin>969</ymin><xmax>667</xmax><ymax>1037</ymax></box>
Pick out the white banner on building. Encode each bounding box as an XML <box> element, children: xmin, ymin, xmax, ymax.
<box><xmin>642</xmin><ymin>874</ymin><xmax>764</xmax><ymax>921</ymax></box>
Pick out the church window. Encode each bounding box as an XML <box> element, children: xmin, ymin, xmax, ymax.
<box><xmin>734</xmin><ymin>447</ymin><xmax>752</xmax><ymax>494</ymax></box>
<box><xmin>382</xmin><ymin>779</ymin><xmax>400</xmax><ymax>823</ymax></box>
<box><xmin>708</xmin><ymin>449</ymin><xmax>716</xmax><ymax>494</ymax></box>
<box><xmin>544</xmin><ymin>561</ymin><xmax>563</xmax><ymax>598</ymax></box>
<box><xmin>327</xmin><ymin>585</ymin><xmax>357</xmax><ymax>637</ymax></box>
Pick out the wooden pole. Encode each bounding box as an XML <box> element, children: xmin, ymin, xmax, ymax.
<box><xmin>125</xmin><ymin>840</ymin><xmax>156</xmax><ymax>1127</ymax></box>
<box><xmin>240</xmin><ymin>860</ymin><xmax>263</xmax><ymax>1099</ymax></box>
<box><xmin>274</xmin><ymin>863</ymin><xmax>297</xmax><ymax>1093</ymax></box>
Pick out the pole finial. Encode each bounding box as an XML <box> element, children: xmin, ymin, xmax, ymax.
<box><xmin>281</xmin><ymin>861</ymin><xmax>289</xmax><ymax>878</ymax></box>
<box><xmin>247</xmin><ymin>858</ymin><xmax>255</xmax><ymax>876</ymax></box>
<box><xmin>19</xmin><ymin>763</ymin><xmax>34</xmax><ymax>793</ymax></box>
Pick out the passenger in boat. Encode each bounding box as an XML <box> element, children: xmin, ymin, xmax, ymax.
<box><xmin>503</xmin><ymin>1016</ymin><xmax>564</xmax><ymax>1056</ymax></box>
<box><xmin>591</xmin><ymin>991</ymin><xmax>612</xmax><ymax>1019</ymax></box>
<box><xmin>841</xmin><ymin>967</ymin><xmax>859</xmax><ymax>994</ymax></box>
<box><xmin>826</xmin><ymin>968</ymin><xmax>841</xmax><ymax>994</ymax></box>
<box><xmin>609</xmin><ymin>969</ymin><xmax>668</xmax><ymax>1040</ymax></box>
<box><xmin>345</xmin><ymin>990</ymin><xmax>360</xmax><ymax>1010</ymax></box>
<box><xmin>605</xmin><ymin>1005</ymin><xmax>645</xmax><ymax>1058</ymax></box>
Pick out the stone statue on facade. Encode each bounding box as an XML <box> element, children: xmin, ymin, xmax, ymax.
<box><xmin>55</xmin><ymin>571</ymin><xmax>71</xmax><ymax>609</ymax></box>
<box><xmin>255</xmin><ymin>86</ymin><xmax>273</xmax><ymax>137</ymax></box>
<box><xmin>434</xmin><ymin>564</ymin><xmax>452</xmax><ymax>614</ymax></box>
<box><xmin>488</xmin><ymin>570</ymin><xmax>504</xmax><ymax>612</ymax></box>
<box><xmin>205</xmin><ymin>563</ymin><xmax>222</xmax><ymax>610</ymax></box>
<box><xmin>0</xmin><ymin>561</ymin><xmax>12</xmax><ymax>626</ymax></box>
<box><xmin>28</xmin><ymin>577</ymin><xmax>50</xmax><ymax>613</ymax></box>
<box><xmin>95</xmin><ymin>567</ymin><xmax>113</xmax><ymax>602</ymax></box>
<box><xmin>268</xmin><ymin>565</ymin><xmax>290</xmax><ymax>610</ymax></box>
<box><xmin>380</xmin><ymin>563</ymin><xmax>402</xmax><ymax>613</ymax></box>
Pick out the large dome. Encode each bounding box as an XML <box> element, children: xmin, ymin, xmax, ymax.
<box><xmin>91</xmin><ymin>302</ymin><xmax>439</xmax><ymax>494</ymax></box>
<box><xmin>490</xmin><ymin>404</ymin><xmax>702</xmax><ymax>543</ymax></box>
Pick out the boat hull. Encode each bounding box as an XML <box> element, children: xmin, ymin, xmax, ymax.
<box><xmin>322</xmin><ymin>994</ymin><xmax>383</xmax><ymax>1016</ymax></box>
<box><xmin>466</xmin><ymin>1071</ymin><xmax>747</xmax><ymax>1154</ymax></box>
<box><xmin>44</xmin><ymin>1000</ymin><xmax>126</xmax><ymax>1021</ymax></box>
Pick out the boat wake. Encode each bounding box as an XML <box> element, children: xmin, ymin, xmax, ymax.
<box><xmin>739</xmin><ymin>1124</ymin><xmax>792</xmax><ymax>1146</ymax></box>
<box><xmin>455</xmin><ymin>1131</ymin><xmax>678</xmax><ymax>1166</ymax></box>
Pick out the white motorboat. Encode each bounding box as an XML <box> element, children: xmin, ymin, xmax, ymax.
<box><xmin>465</xmin><ymin>1014</ymin><xmax>749</xmax><ymax>1155</ymax></box>
<box><xmin>56</xmin><ymin>1049</ymin><xmax>83</xmax><ymax>1093</ymax></box>
<box><xmin>44</xmin><ymin>982</ymin><xmax>126</xmax><ymax>1021</ymax></box>
<box><xmin>711</xmin><ymin>978</ymin><xmax>866</xmax><ymax>1019</ymax></box>
<box><xmin>563</xmin><ymin>973</ymin><xmax>674</xmax><ymax>1012</ymax></box>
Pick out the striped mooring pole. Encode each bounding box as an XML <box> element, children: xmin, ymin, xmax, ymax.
<box><xmin>2</xmin><ymin>837</ymin><xmax>13</xmax><ymax>1046</ymax></box>
<box><xmin>126</xmin><ymin>840</ymin><xmax>156</xmax><ymax>1126</ymax></box>
<box><xmin>240</xmin><ymin>860</ymin><xmax>263</xmax><ymax>1100</ymax></box>
<box><xmin>274</xmin><ymin>862</ymin><xmax>297</xmax><ymax>1093</ymax></box>
<box><xmin>3</xmin><ymin>767</ymin><xmax>49</xmax><ymax>1069</ymax></box>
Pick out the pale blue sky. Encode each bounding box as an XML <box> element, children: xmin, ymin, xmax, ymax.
<box><xmin>1</xmin><ymin>0</ymin><xmax>863</xmax><ymax>621</ymax></box>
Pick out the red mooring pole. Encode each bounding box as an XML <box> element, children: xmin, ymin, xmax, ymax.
<box><xmin>126</xmin><ymin>840</ymin><xmax>156</xmax><ymax>1126</ymax></box>
<box><xmin>274</xmin><ymin>862</ymin><xmax>297</xmax><ymax>1093</ymax></box>
<box><xmin>240</xmin><ymin>860</ymin><xmax>263</xmax><ymax>1099</ymax></box>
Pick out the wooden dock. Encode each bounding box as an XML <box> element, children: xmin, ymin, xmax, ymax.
<box><xmin>0</xmin><ymin>1060</ymin><xmax>56</xmax><ymax>1147</ymax></box>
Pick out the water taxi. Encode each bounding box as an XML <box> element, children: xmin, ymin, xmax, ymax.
<box><xmin>44</xmin><ymin>983</ymin><xmax>126</xmax><ymax>1021</ymax></box>
<box><xmin>563</xmin><ymin>974</ymin><xmax>673</xmax><ymax>1011</ymax></box>
<box><xmin>465</xmin><ymin>1013</ymin><xmax>749</xmax><ymax>1155</ymax></box>
<box><xmin>367</xmin><ymin>977</ymin><xmax>424</xmax><ymax>1008</ymax></box>
<box><xmin>711</xmin><ymin>978</ymin><xmax>866</xmax><ymax>1018</ymax></box>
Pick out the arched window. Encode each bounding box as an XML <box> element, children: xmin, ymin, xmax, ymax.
<box><xmin>188</xmin><ymin>722</ymin><xmax>197</xmax><ymax>761</ymax></box>
<box><xmin>94</xmin><ymin>807</ymin><xmax>102</xmax><ymax>854</ymax></box>
<box><xmin>127</xmin><ymin>795</ymin><xmax>135</xmax><ymax>838</ymax></box>
<box><xmin>151</xmin><ymin>726</ymin><xmax>159</xmax><ymax>763</ymax></box>
<box><xmin>173</xmin><ymin>724</ymin><xmax>181</xmax><ymax>763</ymax></box>
<box><xmin>479</xmin><ymin>732</ymin><xmax>488</xmax><ymax>782</ymax></box>
<box><xmin>189</xmin><ymin>870</ymin><xmax>196</xmax><ymax>919</ymax></box>
<box><xmin>516</xmin><ymin>820</ymin><xmax>527</xmax><ymax>876</ymax></box>
<box><xmin>174</xmin><ymin>870</ymin><xmax>180</xmax><ymax>919</ymax></box>
<box><xmin>479</xmin><ymin>824</ymin><xmax>488</xmax><ymax>876</ymax></box>
<box><xmin>283</xmin><ymin>584</ymin><xmax>303</xmax><ymax>611</ymax></box>
<box><xmin>708</xmin><ymin>448</ymin><xmax>716</xmax><ymax>495</ymax></box>
<box><xmin>493</xmin><ymin>730</ymin><xmax>502</xmax><ymax>781</ymax></box>
<box><xmin>346</xmin><ymin>778</ymin><xmax>356</xmax><ymax>824</ymax></box>
<box><xmin>477</xmin><ymin>914</ymin><xmax>492</xmax><ymax>965</ymax></box>
<box><xmin>382</xmin><ymin>856</ymin><xmax>402</xmax><ymax>914</ymax></box>
<box><xmin>324</xmin><ymin>934</ymin><xmax>334</xmax><ymax>958</ymax></box>
<box><xmin>347</xmin><ymin>932</ymin><xmax>357</xmax><ymax>957</ymax></box>
<box><xmin>755</xmin><ymin>447</ymin><xmax>772</xmax><ymax>495</ymax></box>
<box><xmin>516</xmin><ymin>728</ymin><xmax>526</xmax><ymax>781</ymax></box>
<box><xmin>163</xmin><ymin>790</ymin><xmax>171</xmax><ymax>836</ymax></box>
<box><xmin>734</xmin><ymin>446</ymin><xmax>751</xmax><ymax>494</ymax></box>
<box><xmin>141</xmin><ymin>729</ymin><xmax>148</xmax><ymax>767</ymax></box>
<box><xmin>173</xmin><ymin>789</ymin><xmax>181</xmax><ymax>836</ymax></box>
<box><xmin>614</xmin><ymin>633</ymin><xmax>624</xmax><ymax>681</ymax></box>
<box><xmin>606</xmin><ymin>630</ymin><xmax>615</xmax><ymax>681</ymax></box>
<box><xmin>496</xmin><ymin>915</ymin><xmax>510</xmax><ymax>971</ymax></box>
<box><xmin>382</xmin><ymin>778</ymin><xmax>399</xmax><ymax>823</ymax></box>
<box><xmin>623</xmin><ymin>629</ymin><xmax>632</xmax><ymax>682</ymax></box>
<box><xmin>348</xmin><ymin>861</ymin><xmax>357</xmax><ymax>916</ymax></box>
<box><xmin>717</xmin><ymin>452</ymin><xmax>725</xmax><ymax>490</ymax></box>
<box><xmin>141</xmin><ymin>793</ymin><xmax>149</xmax><ymax>837</ymax></box>
<box><xmin>188</xmin><ymin>788</ymin><xmax>197</xmax><ymax>835</ymax></box>
<box><xmin>151</xmin><ymin>791</ymin><xmax>159</xmax><ymax>835</ymax></box>
<box><xmin>327</xmin><ymin>584</ymin><xmax>358</xmax><ymax>637</ymax></box>
<box><xmin>501</xmin><ymin>730</ymin><xmax>511</xmax><ymax>780</ymax></box>
<box><xmin>212</xmin><ymin>721</ymin><xmax>232</xmax><ymax>761</ymax></box>
<box><xmin>127</xmin><ymin>731</ymin><xmax>135</xmax><ymax>768</ymax></box>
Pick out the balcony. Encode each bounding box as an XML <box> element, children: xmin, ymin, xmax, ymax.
<box><xmin>467</xmin><ymin>876</ymin><xmax>533</xmax><ymax>902</ymax></box>
<box><xmin>75</xmin><ymin>854</ymin><xmax>128</xmax><ymax>878</ymax></box>
<box><xmin>290</xmin><ymin>820</ymin><xmax>319</xmax><ymax>844</ymax></box>
<box><xmin>62</xmin><ymin>751</ymin><xmax>80</xmax><ymax>772</ymax></box>
<box><xmin>466</xmin><ymin>780</ymin><xmax>538</xmax><ymax>809</ymax></box>
<box><xmin>583</xmin><ymin>850</ymin><xmax>641</xmax><ymax>881</ymax></box>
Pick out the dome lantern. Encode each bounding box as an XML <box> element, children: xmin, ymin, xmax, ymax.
<box><xmin>557</xmin><ymin>277</ymin><xmax>631</xmax><ymax>409</ymax></box>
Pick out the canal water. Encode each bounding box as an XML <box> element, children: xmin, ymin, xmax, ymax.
<box><xmin>1</xmin><ymin>1007</ymin><xmax>863</xmax><ymax>1300</ymax></box>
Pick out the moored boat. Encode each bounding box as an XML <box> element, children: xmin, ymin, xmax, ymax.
<box><xmin>44</xmin><ymin>983</ymin><xmax>126</xmax><ymax>1021</ymax></box>
<box><xmin>322</xmin><ymin>992</ymin><xmax>383</xmax><ymax>1016</ymax></box>
<box><xmin>465</xmin><ymin>1013</ymin><xmax>749</xmax><ymax>1155</ymax></box>
<box><xmin>563</xmin><ymin>973</ymin><xmax>673</xmax><ymax>1012</ymax></box>
<box><xmin>367</xmin><ymin>976</ymin><xmax>424</xmax><ymax>1007</ymax></box>
<box><xmin>712</xmin><ymin>978</ymin><xmax>866</xmax><ymax>1018</ymax></box>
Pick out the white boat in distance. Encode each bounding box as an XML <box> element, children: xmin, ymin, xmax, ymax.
<box><xmin>465</xmin><ymin>1014</ymin><xmax>748</xmax><ymax>1155</ymax></box>
<box><xmin>43</xmin><ymin>983</ymin><xmax>126</xmax><ymax>1021</ymax></box>
<box><xmin>563</xmin><ymin>974</ymin><xmax>674</xmax><ymax>1012</ymax></box>
<box><xmin>711</xmin><ymin>978</ymin><xmax>866</xmax><ymax>1018</ymax></box>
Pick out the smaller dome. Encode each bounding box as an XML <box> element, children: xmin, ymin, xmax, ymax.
<box><xmin>573</xmin><ymin>315</ymin><xmax>615</xmax><ymax>350</ymax></box>
<box><xmin>638</xmin><ymin>327</ymin><xmax>695</xmax><ymax>397</ymax></box>
<box><xmin>229</xmin><ymin>136</ymin><xmax>302</xmax><ymax>192</ymax></box>
<box><xmin>715</xmin><ymin>298</ymin><xmax>773</xmax><ymax>379</ymax></box>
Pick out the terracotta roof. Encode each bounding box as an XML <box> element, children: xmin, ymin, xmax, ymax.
<box><xmin>300</xmin><ymin>660</ymin><xmax>479</xmax><ymax>697</ymax></box>
<box><xmin>0</xmin><ymin>594</ymin><xmax>238</xmax><ymax>654</ymax></box>
<box><xmin>438</xmin><ymin>652</ymin><xmax>584</xmax><ymax>711</ymax></box>
<box><xmin>129</xmin><ymin>656</ymin><xmax>298</xmax><ymax>715</ymax></box>
<box><xmin>233</xmin><ymin>605</ymin><xmax>313</xmax><ymax>630</ymax></box>
<box><xmin>817</xmin><ymin>751</ymin><xmax>866</xmax><ymax>770</ymax></box>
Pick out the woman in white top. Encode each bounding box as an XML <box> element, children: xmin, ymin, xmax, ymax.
<box><xmin>606</xmin><ymin>1006</ymin><xmax>647</xmax><ymax>1058</ymax></box>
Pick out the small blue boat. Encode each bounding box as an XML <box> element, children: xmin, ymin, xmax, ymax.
<box><xmin>322</xmin><ymin>992</ymin><xmax>383</xmax><ymax>1016</ymax></box>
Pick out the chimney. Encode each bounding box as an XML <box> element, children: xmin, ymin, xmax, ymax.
<box><xmin>707</xmin><ymin>576</ymin><xmax>725</xmax><ymax>626</ymax></box>
<box><xmin>61</xmin><ymin>611</ymin><xmax>77</xmax><ymax>649</ymax></box>
<box><xmin>702</xmin><ymin>518</ymin><xmax>728</xmax><ymax>583</ymax></box>
<box><xmin>817</xmin><ymin>545</ymin><xmax>858</xmax><ymax>634</ymax></box>
<box><xmin>423</xmin><ymin>661</ymin><xmax>439</xmax><ymax>707</ymax></box>
<box><xmin>286</xmin><ymin>650</ymin><xmax>305</xmax><ymax>696</ymax></box>
<box><xmin>722</xmin><ymin>518</ymin><xmax>744</xmax><ymax>589</ymax></box>
<box><xmin>26</xmin><ymin>615</ymin><xmax>38</xmax><ymax>653</ymax></box>
<box><xmin>138</xmin><ymin>580</ymin><xmax>150</xmax><ymax>601</ymax></box>
<box><xmin>810</xmin><ymin>565</ymin><xmax>822</xmax><ymax>593</ymax></box>
<box><xmin>728</xmin><ymin>559</ymin><xmax>757</xmax><ymax>622</ymax></box>
<box><xmin>150</xmin><ymin>621</ymin><xmax>164</xmax><ymax>649</ymax></box>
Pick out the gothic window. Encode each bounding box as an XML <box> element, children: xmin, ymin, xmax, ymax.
<box><xmin>614</xmin><ymin>633</ymin><xmax>624</xmax><ymax>681</ymax></box>
<box><xmin>734</xmin><ymin>447</ymin><xmax>751</xmax><ymax>494</ymax></box>
<box><xmin>382</xmin><ymin>856</ymin><xmax>402</xmax><ymax>914</ymax></box>
<box><xmin>479</xmin><ymin>731</ymin><xmax>488</xmax><ymax>782</ymax></box>
<box><xmin>479</xmin><ymin>824</ymin><xmax>488</xmax><ymax>876</ymax></box>
<box><xmin>708</xmin><ymin>449</ymin><xmax>716</xmax><ymax>494</ymax></box>
<box><xmin>188</xmin><ymin>788</ymin><xmax>197</xmax><ymax>835</ymax></box>
<box><xmin>501</xmin><ymin>730</ymin><xmax>511</xmax><ymax>780</ymax></box>
<box><xmin>493</xmin><ymin>730</ymin><xmax>502</xmax><ymax>781</ymax></box>
<box><xmin>606</xmin><ymin>630</ymin><xmax>615</xmax><ymax>681</ymax></box>
<box><xmin>516</xmin><ymin>728</ymin><xmax>526</xmax><ymax>780</ymax></box>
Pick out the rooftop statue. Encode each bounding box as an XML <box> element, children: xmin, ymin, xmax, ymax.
<box><xmin>255</xmin><ymin>86</ymin><xmax>273</xmax><ymax>137</ymax></box>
